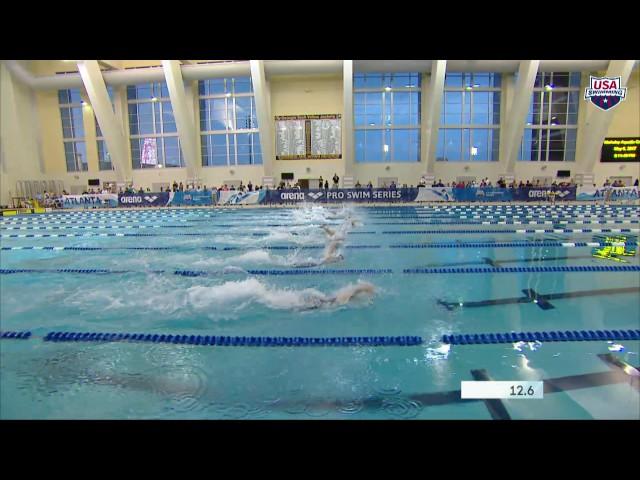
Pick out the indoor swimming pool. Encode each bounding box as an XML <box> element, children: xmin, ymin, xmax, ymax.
<box><xmin>1</xmin><ymin>204</ymin><xmax>639</xmax><ymax>419</ymax></box>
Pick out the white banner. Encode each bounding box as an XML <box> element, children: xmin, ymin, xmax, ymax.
<box><xmin>576</xmin><ymin>186</ymin><xmax>639</xmax><ymax>201</ymax></box>
<box><xmin>217</xmin><ymin>190</ymin><xmax>265</xmax><ymax>205</ymax></box>
<box><xmin>62</xmin><ymin>194</ymin><xmax>118</xmax><ymax>208</ymax></box>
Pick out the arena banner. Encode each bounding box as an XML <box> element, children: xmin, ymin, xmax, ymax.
<box><xmin>170</xmin><ymin>191</ymin><xmax>215</xmax><ymax>206</ymax></box>
<box><xmin>62</xmin><ymin>194</ymin><xmax>118</xmax><ymax>209</ymax></box>
<box><xmin>217</xmin><ymin>190</ymin><xmax>266</xmax><ymax>205</ymax></box>
<box><xmin>264</xmin><ymin>188</ymin><xmax>420</xmax><ymax>204</ymax></box>
<box><xmin>576</xmin><ymin>186</ymin><xmax>639</xmax><ymax>201</ymax></box>
<box><xmin>511</xmin><ymin>186</ymin><xmax>577</xmax><ymax>202</ymax></box>
<box><xmin>118</xmin><ymin>192</ymin><xmax>172</xmax><ymax>207</ymax></box>
<box><xmin>414</xmin><ymin>187</ymin><xmax>455</xmax><ymax>202</ymax></box>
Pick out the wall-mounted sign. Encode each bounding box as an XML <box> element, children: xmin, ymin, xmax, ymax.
<box><xmin>275</xmin><ymin>114</ymin><xmax>342</xmax><ymax>160</ymax></box>
<box><xmin>600</xmin><ymin>137</ymin><xmax>639</xmax><ymax>162</ymax></box>
<box><xmin>584</xmin><ymin>76</ymin><xmax>627</xmax><ymax>111</ymax></box>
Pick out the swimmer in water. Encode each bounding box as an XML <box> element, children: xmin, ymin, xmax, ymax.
<box><xmin>293</xmin><ymin>239</ymin><xmax>344</xmax><ymax>268</ymax></box>
<box><xmin>301</xmin><ymin>281</ymin><xmax>376</xmax><ymax>310</ymax></box>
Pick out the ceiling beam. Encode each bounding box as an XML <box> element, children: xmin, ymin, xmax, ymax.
<box><xmin>422</xmin><ymin>60</ymin><xmax>447</xmax><ymax>173</ymax></box>
<box><xmin>503</xmin><ymin>60</ymin><xmax>540</xmax><ymax>173</ymax></box>
<box><xmin>76</xmin><ymin>60</ymin><xmax>129</xmax><ymax>182</ymax></box>
<box><xmin>161</xmin><ymin>60</ymin><xmax>200</xmax><ymax>179</ymax></box>
<box><xmin>97</xmin><ymin>60</ymin><xmax>122</xmax><ymax>70</ymax></box>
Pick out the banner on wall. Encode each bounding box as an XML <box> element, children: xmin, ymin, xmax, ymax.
<box><xmin>414</xmin><ymin>187</ymin><xmax>454</xmax><ymax>202</ymax></box>
<box><xmin>118</xmin><ymin>192</ymin><xmax>172</xmax><ymax>207</ymax></box>
<box><xmin>577</xmin><ymin>186</ymin><xmax>639</xmax><ymax>201</ymax></box>
<box><xmin>217</xmin><ymin>190</ymin><xmax>266</xmax><ymax>205</ymax></box>
<box><xmin>510</xmin><ymin>186</ymin><xmax>576</xmax><ymax>201</ymax></box>
<box><xmin>62</xmin><ymin>194</ymin><xmax>118</xmax><ymax>209</ymax></box>
<box><xmin>170</xmin><ymin>191</ymin><xmax>215</xmax><ymax>206</ymax></box>
<box><xmin>451</xmin><ymin>188</ymin><xmax>513</xmax><ymax>202</ymax></box>
<box><xmin>264</xmin><ymin>188</ymin><xmax>420</xmax><ymax>204</ymax></box>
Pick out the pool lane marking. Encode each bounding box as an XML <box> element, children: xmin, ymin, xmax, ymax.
<box><xmin>437</xmin><ymin>287</ymin><xmax>640</xmax><ymax>311</ymax></box>
<box><xmin>469</xmin><ymin>369</ymin><xmax>512</xmax><ymax>420</ymax></box>
<box><xmin>597</xmin><ymin>354</ymin><xmax>640</xmax><ymax>391</ymax></box>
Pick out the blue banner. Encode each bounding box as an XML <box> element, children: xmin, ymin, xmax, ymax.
<box><xmin>450</xmin><ymin>187</ymin><xmax>513</xmax><ymax>202</ymax></box>
<box><xmin>264</xmin><ymin>188</ymin><xmax>420</xmax><ymax>204</ymax></box>
<box><xmin>510</xmin><ymin>186</ymin><xmax>577</xmax><ymax>201</ymax></box>
<box><xmin>170</xmin><ymin>191</ymin><xmax>214</xmax><ymax>206</ymax></box>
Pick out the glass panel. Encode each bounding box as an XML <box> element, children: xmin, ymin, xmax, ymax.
<box><xmin>436</xmin><ymin>129</ymin><xmax>446</xmax><ymax>161</ymax></box>
<box><xmin>365</xmin><ymin>129</ymin><xmax>384</xmax><ymax>162</ymax></box>
<box><xmin>392</xmin><ymin>92</ymin><xmax>411</xmax><ymax>125</ymax></box>
<box><xmin>445</xmin><ymin>73</ymin><xmax>462</xmax><ymax>88</ymax></box>
<box><xmin>71</xmin><ymin>107</ymin><xmax>84</xmax><ymax>138</ymax></box>
<box><xmin>227</xmin><ymin>133</ymin><xmax>236</xmax><ymax>164</ymax></box>
<box><xmin>233</xmin><ymin>77</ymin><xmax>252</xmax><ymax>94</ymax></box>
<box><xmin>161</xmin><ymin>102</ymin><xmax>177</xmax><ymax>133</ymax></box>
<box><xmin>163</xmin><ymin>137</ymin><xmax>181</xmax><ymax>167</ymax></box>
<box><xmin>235</xmin><ymin>96</ymin><xmax>252</xmax><ymax>130</ymax></box>
<box><xmin>471</xmin><ymin>129</ymin><xmax>489</xmax><ymax>160</ymax></box>
<box><xmin>211</xmin><ymin>134</ymin><xmax>228</xmax><ymax>166</ymax></box>
<box><xmin>569</xmin><ymin>72</ymin><xmax>581</xmax><ymax>88</ymax></box>
<box><xmin>252</xmin><ymin>132</ymin><xmax>262</xmax><ymax>164</ymax></box>
<box><xmin>136</xmin><ymin>103</ymin><xmax>154</xmax><ymax>135</ymax></box>
<box><xmin>444</xmin><ymin>128</ymin><xmax>462</xmax><ymax>161</ymax></box>
<box><xmin>236</xmin><ymin>132</ymin><xmax>253</xmax><ymax>165</ymax></box>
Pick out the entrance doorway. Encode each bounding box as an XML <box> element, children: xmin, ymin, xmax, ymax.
<box><xmin>298</xmin><ymin>179</ymin><xmax>310</xmax><ymax>189</ymax></box>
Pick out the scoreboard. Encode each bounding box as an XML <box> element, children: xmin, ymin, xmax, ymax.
<box><xmin>600</xmin><ymin>137</ymin><xmax>639</xmax><ymax>162</ymax></box>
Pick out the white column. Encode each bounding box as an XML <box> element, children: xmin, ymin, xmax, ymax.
<box><xmin>343</xmin><ymin>60</ymin><xmax>354</xmax><ymax>176</ymax></box>
<box><xmin>76</xmin><ymin>60</ymin><xmax>130</xmax><ymax>182</ymax></box>
<box><xmin>162</xmin><ymin>60</ymin><xmax>199</xmax><ymax>179</ymax></box>
<box><xmin>502</xmin><ymin>60</ymin><xmax>540</xmax><ymax>173</ymax></box>
<box><xmin>250</xmin><ymin>60</ymin><xmax>274</xmax><ymax>177</ymax></box>
<box><xmin>423</xmin><ymin>60</ymin><xmax>447</xmax><ymax>173</ymax></box>
<box><xmin>576</xmin><ymin>60</ymin><xmax>636</xmax><ymax>173</ymax></box>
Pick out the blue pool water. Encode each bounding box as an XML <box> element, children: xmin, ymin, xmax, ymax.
<box><xmin>1</xmin><ymin>204</ymin><xmax>639</xmax><ymax>419</ymax></box>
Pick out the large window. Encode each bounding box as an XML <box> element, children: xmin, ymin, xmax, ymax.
<box><xmin>436</xmin><ymin>73</ymin><xmax>501</xmax><ymax>161</ymax></box>
<box><xmin>59</xmin><ymin>88</ymin><xmax>88</xmax><ymax>172</ymax></box>
<box><xmin>354</xmin><ymin>72</ymin><xmax>421</xmax><ymax>163</ymax></box>
<box><xmin>127</xmin><ymin>82</ymin><xmax>184</xmax><ymax>168</ymax></box>
<box><xmin>519</xmin><ymin>72</ymin><xmax>580</xmax><ymax>162</ymax></box>
<box><xmin>199</xmin><ymin>77</ymin><xmax>262</xmax><ymax>166</ymax></box>
<box><xmin>95</xmin><ymin>86</ymin><xmax>114</xmax><ymax>171</ymax></box>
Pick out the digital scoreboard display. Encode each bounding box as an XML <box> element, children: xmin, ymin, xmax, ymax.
<box><xmin>600</xmin><ymin>137</ymin><xmax>640</xmax><ymax>162</ymax></box>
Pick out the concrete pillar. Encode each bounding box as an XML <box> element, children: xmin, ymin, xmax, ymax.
<box><xmin>503</xmin><ymin>60</ymin><xmax>540</xmax><ymax>173</ymax></box>
<box><xmin>423</xmin><ymin>60</ymin><xmax>447</xmax><ymax>173</ymax></box>
<box><xmin>250</xmin><ymin>60</ymin><xmax>274</xmax><ymax>176</ymax></box>
<box><xmin>76</xmin><ymin>60</ymin><xmax>129</xmax><ymax>181</ymax></box>
<box><xmin>161</xmin><ymin>60</ymin><xmax>199</xmax><ymax>179</ymax></box>
<box><xmin>576</xmin><ymin>60</ymin><xmax>636</xmax><ymax>172</ymax></box>
<box><xmin>343</xmin><ymin>60</ymin><xmax>354</xmax><ymax>176</ymax></box>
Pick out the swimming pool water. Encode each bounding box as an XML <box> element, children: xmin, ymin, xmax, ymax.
<box><xmin>1</xmin><ymin>204</ymin><xmax>639</xmax><ymax>419</ymax></box>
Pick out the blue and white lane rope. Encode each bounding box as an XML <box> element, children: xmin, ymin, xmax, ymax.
<box><xmin>3</xmin><ymin>220</ymin><xmax>638</xmax><ymax>230</ymax></box>
<box><xmin>1</xmin><ymin>266</ymin><xmax>639</xmax><ymax>276</ymax></box>
<box><xmin>1</xmin><ymin>241</ymin><xmax>635</xmax><ymax>252</ymax></box>
<box><xmin>3</xmin><ymin>228</ymin><xmax>639</xmax><ymax>239</ymax></box>
<box><xmin>381</xmin><ymin>228</ymin><xmax>640</xmax><ymax>235</ymax></box>
<box><xmin>2</xmin><ymin>329</ymin><xmax>639</xmax><ymax>347</ymax></box>
<box><xmin>442</xmin><ymin>329</ymin><xmax>640</xmax><ymax>345</ymax></box>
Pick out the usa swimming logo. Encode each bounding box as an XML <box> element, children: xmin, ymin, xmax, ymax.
<box><xmin>584</xmin><ymin>76</ymin><xmax>627</xmax><ymax>111</ymax></box>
